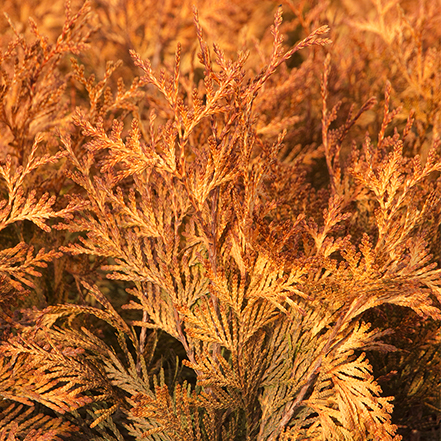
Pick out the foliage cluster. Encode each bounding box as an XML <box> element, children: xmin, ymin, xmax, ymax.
<box><xmin>0</xmin><ymin>0</ymin><xmax>440</xmax><ymax>440</ymax></box>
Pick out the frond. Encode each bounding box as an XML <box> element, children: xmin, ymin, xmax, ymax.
<box><xmin>0</xmin><ymin>402</ymin><xmax>78</xmax><ymax>441</ymax></box>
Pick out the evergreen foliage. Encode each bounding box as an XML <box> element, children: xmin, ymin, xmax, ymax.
<box><xmin>0</xmin><ymin>1</ymin><xmax>440</xmax><ymax>440</ymax></box>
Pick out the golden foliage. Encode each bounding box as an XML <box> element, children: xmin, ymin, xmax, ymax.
<box><xmin>0</xmin><ymin>0</ymin><xmax>440</xmax><ymax>440</ymax></box>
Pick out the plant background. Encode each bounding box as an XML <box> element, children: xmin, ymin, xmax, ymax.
<box><xmin>0</xmin><ymin>0</ymin><xmax>440</xmax><ymax>440</ymax></box>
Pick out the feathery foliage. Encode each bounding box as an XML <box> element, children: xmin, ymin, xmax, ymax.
<box><xmin>1</xmin><ymin>0</ymin><xmax>440</xmax><ymax>440</ymax></box>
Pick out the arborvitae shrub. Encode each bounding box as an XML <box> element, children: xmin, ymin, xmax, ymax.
<box><xmin>0</xmin><ymin>1</ymin><xmax>440</xmax><ymax>440</ymax></box>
